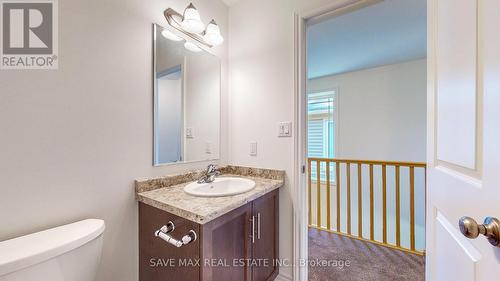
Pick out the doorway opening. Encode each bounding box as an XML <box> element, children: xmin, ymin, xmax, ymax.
<box><xmin>303</xmin><ymin>1</ymin><xmax>427</xmax><ymax>280</ymax></box>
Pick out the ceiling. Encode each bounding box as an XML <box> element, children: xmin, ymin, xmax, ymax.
<box><xmin>307</xmin><ymin>0</ymin><xmax>426</xmax><ymax>79</ymax></box>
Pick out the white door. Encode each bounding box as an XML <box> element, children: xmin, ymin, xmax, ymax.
<box><xmin>426</xmin><ymin>0</ymin><xmax>500</xmax><ymax>280</ymax></box>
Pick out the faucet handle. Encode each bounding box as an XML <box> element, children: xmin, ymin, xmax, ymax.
<box><xmin>207</xmin><ymin>164</ymin><xmax>217</xmax><ymax>173</ymax></box>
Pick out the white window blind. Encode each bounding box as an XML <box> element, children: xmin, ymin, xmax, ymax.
<box><xmin>307</xmin><ymin>90</ymin><xmax>336</xmax><ymax>182</ymax></box>
<box><xmin>308</xmin><ymin>119</ymin><xmax>325</xmax><ymax>158</ymax></box>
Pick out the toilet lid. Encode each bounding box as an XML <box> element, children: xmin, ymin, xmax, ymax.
<box><xmin>0</xmin><ymin>219</ymin><xmax>105</xmax><ymax>276</ymax></box>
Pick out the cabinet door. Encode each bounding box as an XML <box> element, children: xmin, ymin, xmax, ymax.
<box><xmin>252</xmin><ymin>190</ymin><xmax>279</xmax><ymax>281</ymax></box>
<box><xmin>200</xmin><ymin>203</ymin><xmax>253</xmax><ymax>281</ymax></box>
<box><xmin>139</xmin><ymin>203</ymin><xmax>200</xmax><ymax>281</ymax></box>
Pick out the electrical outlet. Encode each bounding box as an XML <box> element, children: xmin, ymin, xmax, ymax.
<box><xmin>278</xmin><ymin>122</ymin><xmax>292</xmax><ymax>137</ymax></box>
<box><xmin>250</xmin><ymin>142</ymin><xmax>257</xmax><ymax>156</ymax></box>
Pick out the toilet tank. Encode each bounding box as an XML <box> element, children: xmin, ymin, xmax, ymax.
<box><xmin>0</xmin><ymin>219</ymin><xmax>105</xmax><ymax>281</ymax></box>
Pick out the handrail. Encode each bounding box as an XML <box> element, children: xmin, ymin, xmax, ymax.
<box><xmin>307</xmin><ymin>157</ymin><xmax>426</xmax><ymax>256</ymax></box>
<box><xmin>307</xmin><ymin>157</ymin><xmax>426</xmax><ymax>167</ymax></box>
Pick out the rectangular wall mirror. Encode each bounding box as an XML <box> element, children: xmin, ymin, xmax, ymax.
<box><xmin>153</xmin><ymin>24</ymin><xmax>221</xmax><ymax>165</ymax></box>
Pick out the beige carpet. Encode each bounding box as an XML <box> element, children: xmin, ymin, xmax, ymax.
<box><xmin>308</xmin><ymin>228</ymin><xmax>425</xmax><ymax>281</ymax></box>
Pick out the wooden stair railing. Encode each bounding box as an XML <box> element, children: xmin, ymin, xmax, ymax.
<box><xmin>307</xmin><ymin>157</ymin><xmax>426</xmax><ymax>255</ymax></box>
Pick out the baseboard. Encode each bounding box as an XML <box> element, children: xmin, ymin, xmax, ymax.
<box><xmin>275</xmin><ymin>272</ymin><xmax>293</xmax><ymax>281</ymax></box>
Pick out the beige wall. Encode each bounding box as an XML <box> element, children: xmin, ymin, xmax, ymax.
<box><xmin>0</xmin><ymin>1</ymin><xmax>228</xmax><ymax>281</ymax></box>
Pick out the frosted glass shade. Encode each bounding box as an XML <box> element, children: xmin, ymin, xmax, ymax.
<box><xmin>181</xmin><ymin>3</ymin><xmax>205</xmax><ymax>34</ymax></box>
<box><xmin>204</xmin><ymin>20</ymin><xmax>224</xmax><ymax>46</ymax></box>
<box><xmin>184</xmin><ymin>42</ymin><xmax>202</xmax><ymax>52</ymax></box>
<box><xmin>161</xmin><ymin>29</ymin><xmax>182</xmax><ymax>41</ymax></box>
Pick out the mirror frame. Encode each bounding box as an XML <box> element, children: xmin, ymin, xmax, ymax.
<box><xmin>152</xmin><ymin>23</ymin><xmax>222</xmax><ymax>166</ymax></box>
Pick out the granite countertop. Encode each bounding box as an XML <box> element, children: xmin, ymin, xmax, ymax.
<box><xmin>135</xmin><ymin>166</ymin><xmax>285</xmax><ymax>224</ymax></box>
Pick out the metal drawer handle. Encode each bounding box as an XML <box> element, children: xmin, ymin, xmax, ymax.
<box><xmin>257</xmin><ymin>213</ymin><xmax>261</xmax><ymax>240</ymax></box>
<box><xmin>250</xmin><ymin>216</ymin><xmax>255</xmax><ymax>244</ymax></box>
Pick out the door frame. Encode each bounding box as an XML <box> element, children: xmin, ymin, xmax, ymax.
<box><xmin>292</xmin><ymin>1</ymin><xmax>390</xmax><ymax>280</ymax></box>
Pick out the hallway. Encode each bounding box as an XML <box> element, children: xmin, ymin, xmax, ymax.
<box><xmin>308</xmin><ymin>228</ymin><xmax>425</xmax><ymax>281</ymax></box>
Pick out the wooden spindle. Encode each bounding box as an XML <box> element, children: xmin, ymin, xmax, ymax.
<box><xmin>336</xmin><ymin>161</ymin><xmax>341</xmax><ymax>232</ymax></box>
<box><xmin>316</xmin><ymin>161</ymin><xmax>321</xmax><ymax>228</ymax></box>
<box><xmin>410</xmin><ymin>166</ymin><xmax>415</xmax><ymax>251</ymax></box>
<box><xmin>326</xmin><ymin>161</ymin><xmax>331</xmax><ymax>230</ymax></box>
<box><xmin>308</xmin><ymin>159</ymin><xmax>312</xmax><ymax>226</ymax></box>
<box><xmin>357</xmin><ymin>163</ymin><xmax>362</xmax><ymax>237</ymax></box>
<box><xmin>395</xmin><ymin>165</ymin><xmax>401</xmax><ymax>247</ymax></box>
<box><xmin>369</xmin><ymin>164</ymin><xmax>374</xmax><ymax>241</ymax></box>
<box><xmin>382</xmin><ymin>164</ymin><xmax>387</xmax><ymax>244</ymax></box>
<box><xmin>347</xmin><ymin>163</ymin><xmax>351</xmax><ymax>235</ymax></box>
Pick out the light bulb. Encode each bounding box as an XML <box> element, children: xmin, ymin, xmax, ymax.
<box><xmin>161</xmin><ymin>29</ymin><xmax>183</xmax><ymax>41</ymax></box>
<box><xmin>204</xmin><ymin>20</ymin><xmax>224</xmax><ymax>46</ymax></box>
<box><xmin>184</xmin><ymin>42</ymin><xmax>202</xmax><ymax>52</ymax></box>
<box><xmin>181</xmin><ymin>3</ymin><xmax>205</xmax><ymax>34</ymax></box>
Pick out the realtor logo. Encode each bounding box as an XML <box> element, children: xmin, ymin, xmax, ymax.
<box><xmin>1</xmin><ymin>0</ymin><xmax>58</xmax><ymax>69</ymax></box>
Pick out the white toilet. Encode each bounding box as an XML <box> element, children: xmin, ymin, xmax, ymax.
<box><xmin>0</xmin><ymin>219</ymin><xmax>105</xmax><ymax>281</ymax></box>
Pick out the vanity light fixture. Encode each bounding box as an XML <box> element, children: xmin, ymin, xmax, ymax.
<box><xmin>163</xmin><ymin>3</ymin><xmax>224</xmax><ymax>50</ymax></box>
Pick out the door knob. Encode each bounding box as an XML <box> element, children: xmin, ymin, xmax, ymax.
<box><xmin>459</xmin><ymin>216</ymin><xmax>500</xmax><ymax>247</ymax></box>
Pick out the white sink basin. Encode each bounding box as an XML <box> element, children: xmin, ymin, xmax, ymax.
<box><xmin>184</xmin><ymin>177</ymin><xmax>256</xmax><ymax>197</ymax></box>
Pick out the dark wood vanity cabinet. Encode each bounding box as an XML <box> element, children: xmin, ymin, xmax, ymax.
<box><xmin>139</xmin><ymin>189</ymin><xmax>279</xmax><ymax>281</ymax></box>
<box><xmin>251</xmin><ymin>191</ymin><xmax>279</xmax><ymax>281</ymax></box>
<box><xmin>200</xmin><ymin>202</ymin><xmax>253</xmax><ymax>281</ymax></box>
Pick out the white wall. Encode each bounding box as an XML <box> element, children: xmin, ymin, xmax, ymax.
<box><xmin>308</xmin><ymin>59</ymin><xmax>427</xmax><ymax>162</ymax></box>
<box><xmin>0</xmin><ymin>1</ymin><xmax>228</xmax><ymax>281</ymax></box>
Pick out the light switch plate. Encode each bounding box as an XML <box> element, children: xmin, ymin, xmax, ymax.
<box><xmin>250</xmin><ymin>142</ymin><xmax>257</xmax><ymax>156</ymax></box>
<box><xmin>186</xmin><ymin>127</ymin><xmax>194</xmax><ymax>138</ymax></box>
<box><xmin>205</xmin><ymin>142</ymin><xmax>211</xmax><ymax>154</ymax></box>
<box><xmin>278</xmin><ymin>122</ymin><xmax>292</xmax><ymax>137</ymax></box>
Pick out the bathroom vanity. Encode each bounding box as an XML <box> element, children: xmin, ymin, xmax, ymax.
<box><xmin>136</xmin><ymin>166</ymin><xmax>284</xmax><ymax>281</ymax></box>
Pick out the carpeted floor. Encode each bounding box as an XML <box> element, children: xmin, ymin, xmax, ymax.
<box><xmin>308</xmin><ymin>228</ymin><xmax>425</xmax><ymax>281</ymax></box>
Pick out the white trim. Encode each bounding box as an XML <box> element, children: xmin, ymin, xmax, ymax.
<box><xmin>292</xmin><ymin>11</ymin><xmax>307</xmax><ymax>281</ymax></box>
<box><xmin>425</xmin><ymin>0</ymin><xmax>436</xmax><ymax>280</ymax></box>
<box><xmin>293</xmin><ymin>1</ymin><xmax>381</xmax><ymax>280</ymax></box>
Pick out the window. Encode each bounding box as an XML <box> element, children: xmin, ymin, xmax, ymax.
<box><xmin>307</xmin><ymin>90</ymin><xmax>336</xmax><ymax>182</ymax></box>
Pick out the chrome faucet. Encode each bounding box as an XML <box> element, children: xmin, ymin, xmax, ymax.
<box><xmin>197</xmin><ymin>164</ymin><xmax>220</xmax><ymax>184</ymax></box>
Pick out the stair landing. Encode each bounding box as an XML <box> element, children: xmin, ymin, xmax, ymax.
<box><xmin>308</xmin><ymin>228</ymin><xmax>425</xmax><ymax>281</ymax></box>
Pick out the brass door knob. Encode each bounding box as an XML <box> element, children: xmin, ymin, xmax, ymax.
<box><xmin>459</xmin><ymin>216</ymin><xmax>500</xmax><ymax>247</ymax></box>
